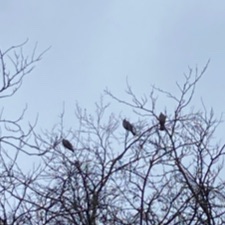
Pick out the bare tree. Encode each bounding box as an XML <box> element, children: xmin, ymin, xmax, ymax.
<box><xmin>0</xmin><ymin>49</ymin><xmax>224</xmax><ymax>225</ymax></box>
<box><xmin>19</xmin><ymin>59</ymin><xmax>224</xmax><ymax>225</ymax></box>
<box><xmin>0</xmin><ymin>40</ymin><xmax>49</xmax><ymax>225</ymax></box>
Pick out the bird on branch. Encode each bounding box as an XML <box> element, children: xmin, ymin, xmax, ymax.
<box><xmin>122</xmin><ymin>119</ymin><xmax>136</xmax><ymax>136</ymax></box>
<box><xmin>62</xmin><ymin>139</ymin><xmax>74</xmax><ymax>152</ymax></box>
<box><xmin>158</xmin><ymin>113</ymin><xmax>166</xmax><ymax>131</ymax></box>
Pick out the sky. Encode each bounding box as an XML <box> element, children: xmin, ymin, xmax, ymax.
<box><xmin>0</xmin><ymin>1</ymin><xmax>225</xmax><ymax>140</ymax></box>
<box><xmin>0</xmin><ymin>2</ymin><xmax>224</xmax><ymax>216</ymax></box>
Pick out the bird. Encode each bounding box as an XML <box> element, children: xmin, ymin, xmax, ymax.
<box><xmin>158</xmin><ymin>113</ymin><xmax>166</xmax><ymax>131</ymax></box>
<box><xmin>122</xmin><ymin>119</ymin><xmax>136</xmax><ymax>135</ymax></box>
<box><xmin>62</xmin><ymin>139</ymin><xmax>74</xmax><ymax>152</ymax></box>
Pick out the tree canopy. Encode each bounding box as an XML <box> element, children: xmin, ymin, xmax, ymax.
<box><xmin>0</xmin><ymin>42</ymin><xmax>224</xmax><ymax>225</ymax></box>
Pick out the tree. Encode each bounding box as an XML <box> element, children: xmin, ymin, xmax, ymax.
<box><xmin>28</xmin><ymin>59</ymin><xmax>225</xmax><ymax>224</ymax></box>
<box><xmin>0</xmin><ymin>46</ymin><xmax>224</xmax><ymax>225</ymax></box>
<box><xmin>0</xmin><ymin>40</ymin><xmax>49</xmax><ymax>224</ymax></box>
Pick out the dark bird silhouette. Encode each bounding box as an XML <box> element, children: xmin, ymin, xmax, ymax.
<box><xmin>62</xmin><ymin>139</ymin><xmax>74</xmax><ymax>152</ymax></box>
<box><xmin>158</xmin><ymin>113</ymin><xmax>166</xmax><ymax>131</ymax></box>
<box><xmin>122</xmin><ymin>119</ymin><xmax>136</xmax><ymax>135</ymax></box>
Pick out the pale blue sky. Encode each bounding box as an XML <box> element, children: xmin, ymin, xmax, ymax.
<box><xmin>0</xmin><ymin>1</ymin><xmax>224</xmax><ymax>132</ymax></box>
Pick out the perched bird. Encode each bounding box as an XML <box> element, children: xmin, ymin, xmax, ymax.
<box><xmin>62</xmin><ymin>139</ymin><xmax>74</xmax><ymax>152</ymax></box>
<box><xmin>158</xmin><ymin>113</ymin><xmax>166</xmax><ymax>131</ymax></box>
<box><xmin>122</xmin><ymin>119</ymin><xmax>136</xmax><ymax>136</ymax></box>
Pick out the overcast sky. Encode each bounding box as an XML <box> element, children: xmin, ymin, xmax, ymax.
<box><xmin>0</xmin><ymin>1</ymin><xmax>224</xmax><ymax>137</ymax></box>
